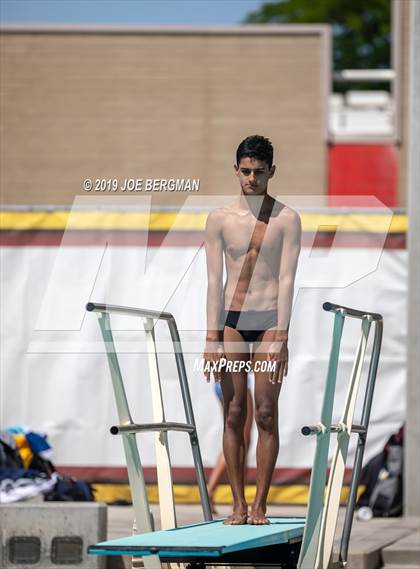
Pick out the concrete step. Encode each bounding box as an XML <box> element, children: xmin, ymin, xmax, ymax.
<box><xmin>382</xmin><ymin>529</ymin><xmax>420</xmax><ymax>568</ymax></box>
<box><xmin>339</xmin><ymin>521</ymin><xmax>417</xmax><ymax>569</ymax></box>
<box><xmin>382</xmin><ymin>565</ymin><xmax>420</xmax><ymax>569</ymax></box>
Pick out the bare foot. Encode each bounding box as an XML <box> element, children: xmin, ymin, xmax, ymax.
<box><xmin>210</xmin><ymin>498</ymin><xmax>218</xmax><ymax>515</ymax></box>
<box><xmin>223</xmin><ymin>506</ymin><xmax>248</xmax><ymax>525</ymax></box>
<box><xmin>207</xmin><ymin>490</ymin><xmax>218</xmax><ymax>514</ymax></box>
<box><xmin>247</xmin><ymin>507</ymin><xmax>270</xmax><ymax>525</ymax></box>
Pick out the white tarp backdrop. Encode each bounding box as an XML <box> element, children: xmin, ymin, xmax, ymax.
<box><xmin>1</xmin><ymin>243</ymin><xmax>406</xmax><ymax>473</ymax></box>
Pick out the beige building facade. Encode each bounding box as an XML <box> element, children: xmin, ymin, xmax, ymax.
<box><xmin>1</xmin><ymin>25</ymin><xmax>331</xmax><ymax>206</ymax></box>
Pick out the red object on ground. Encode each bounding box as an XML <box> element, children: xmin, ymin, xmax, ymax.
<box><xmin>328</xmin><ymin>144</ymin><xmax>398</xmax><ymax>207</ymax></box>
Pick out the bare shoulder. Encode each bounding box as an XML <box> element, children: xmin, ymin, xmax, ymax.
<box><xmin>282</xmin><ymin>205</ymin><xmax>301</xmax><ymax>228</ymax></box>
<box><xmin>205</xmin><ymin>206</ymin><xmax>227</xmax><ymax>234</ymax></box>
<box><xmin>273</xmin><ymin>202</ymin><xmax>301</xmax><ymax>231</ymax></box>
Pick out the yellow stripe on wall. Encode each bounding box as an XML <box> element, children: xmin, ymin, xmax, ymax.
<box><xmin>0</xmin><ymin>210</ymin><xmax>407</xmax><ymax>233</ymax></box>
<box><xmin>300</xmin><ymin>213</ymin><xmax>405</xmax><ymax>233</ymax></box>
<box><xmin>0</xmin><ymin>211</ymin><xmax>208</xmax><ymax>231</ymax></box>
<box><xmin>92</xmin><ymin>483</ymin><xmax>365</xmax><ymax>506</ymax></box>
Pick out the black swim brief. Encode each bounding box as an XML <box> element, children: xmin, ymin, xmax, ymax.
<box><xmin>221</xmin><ymin>309</ymin><xmax>278</xmax><ymax>344</ymax></box>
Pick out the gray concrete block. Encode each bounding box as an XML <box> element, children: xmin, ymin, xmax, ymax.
<box><xmin>382</xmin><ymin>530</ymin><xmax>420</xmax><ymax>567</ymax></box>
<box><xmin>0</xmin><ymin>502</ymin><xmax>107</xmax><ymax>569</ymax></box>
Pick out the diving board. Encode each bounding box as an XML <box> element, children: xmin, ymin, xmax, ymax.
<box><xmin>89</xmin><ymin>517</ymin><xmax>305</xmax><ymax>565</ymax></box>
<box><xmin>86</xmin><ymin>301</ymin><xmax>383</xmax><ymax>569</ymax></box>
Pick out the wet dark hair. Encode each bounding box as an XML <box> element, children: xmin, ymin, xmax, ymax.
<box><xmin>236</xmin><ymin>135</ymin><xmax>274</xmax><ymax>169</ymax></box>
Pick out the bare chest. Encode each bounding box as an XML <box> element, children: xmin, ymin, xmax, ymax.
<box><xmin>222</xmin><ymin>215</ymin><xmax>283</xmax><ymax>260</ymax></box>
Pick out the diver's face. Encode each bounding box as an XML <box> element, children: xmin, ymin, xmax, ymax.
<box><xmin>235</xmin><ymin>157</ymin><xmax>275</xmax><ymax>196</ymax></box>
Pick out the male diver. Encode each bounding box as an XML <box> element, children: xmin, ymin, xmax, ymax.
<box><xmin>203</xmin><ymin>135</ymin><xmax>301</xmax><ymax>525</ymax></box>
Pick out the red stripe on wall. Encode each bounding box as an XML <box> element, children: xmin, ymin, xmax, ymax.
<box><xmin>0</xmin><ymin>230</ymin><xmax>406</xmax><ymax>248</ymax></box>
<box><xmin>56</xmin><ymin>465</ymin><xmax>353</xmax><ymax>485</ymax></box>
<box><xmin>0</xmin><ymin>230</ymin><xmax>203</xmax><ymax>247</ymax></box>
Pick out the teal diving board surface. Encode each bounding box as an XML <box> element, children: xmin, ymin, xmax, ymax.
<box><xmin>89</xmin><ymin>517</ymin><xmax>305</xmax><ymax>558</ymax></box>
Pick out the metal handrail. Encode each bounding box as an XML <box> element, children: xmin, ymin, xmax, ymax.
<box><xmin>323</xmin><ymin>301</ymin><xmax>383</xmax><ymax>321</ymax></box>
<box><xmin>302</xmin><ymin>302</ymin><xmax>383</xmax><ymax>568</ymax></box>
<box><xmin>110</xmin><ymin>422</ymin><xmax>196</xmax><ymax>435</ymax></box>
<box><xmin>86</xmin><ymin>302</ymin><xmax>212</xmax><ymax>528</ymax></box>
<box><xmin>339</xmin><ymin>316</ymin><xmax>383</xmax><ymax>566</ymax></box>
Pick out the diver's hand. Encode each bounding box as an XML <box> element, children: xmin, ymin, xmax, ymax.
<box><xmin>203</xmin><ymin>340</ymin><xmax>226</xmax><ymax>383</ymax></box>
<box><xmin>267</xmin><ymin>341</ymin><xmax>288</xmax><ymax>384</ymax></box>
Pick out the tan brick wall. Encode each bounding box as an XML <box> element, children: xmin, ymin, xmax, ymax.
<box><xmin>0</xmin><ymin>28</ymin><xmax>329</xmax><ymax>205</ymax></box>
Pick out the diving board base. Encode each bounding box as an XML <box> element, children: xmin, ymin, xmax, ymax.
<box><xmin>89</xmin><ymin>517</ymin><xmax>304</xmax><ymax>567</ymax></box>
